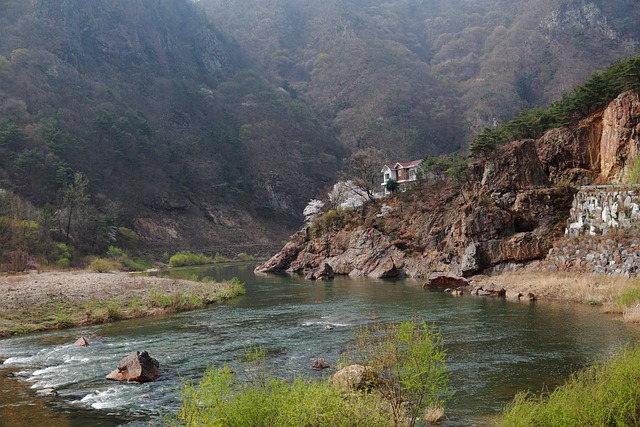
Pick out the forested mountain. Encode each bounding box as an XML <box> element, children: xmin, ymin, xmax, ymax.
<box><xmin>0</xmin><ymin>0</ymin><xmax>342</xmax><ymax>256</ymax></box>
<box><xmin>0</xmin><ymin>0</ymin><xmax>638</xmax><ymax>259</ymax></box>
<box><xmin>201</xmin><ymin>0</ymin><xmax>640</xmax><ymax>158</ymax></box>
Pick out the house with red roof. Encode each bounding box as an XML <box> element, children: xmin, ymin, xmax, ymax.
<box><xmin>381</xmin><ymin>159</ymin><xmax>422</xmax><ymax>195</ymax></box>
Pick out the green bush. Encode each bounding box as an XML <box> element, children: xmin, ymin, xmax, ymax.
<box><xmin>172</xmin><ymin>359</ymin><xmax>390</xmax><ymax>427</ymax></box>
<box><xmin>120</xmin><ymin>257</ymin><xmax>152</xmax><ymax>272</ymax></box>
<box><xmin>342</xmin><ymin>320</ymin><xmax>450</xmax><ymax>426</ymax></box>
<box><xmin>212</xmin><ymin>252</ymin><xmax>227</xmax><ymax>263</ymax></box>
<box><xmin>627</xmin><ymin>155</ymin><xmax>640</xmax><ymax>184</ymax></box>
<box><xmin>236</xmin><ymin>252</ymin><xmax>254</xmax><ymax>261</ymax></box>
<box><xmin>311</xmin><ymin>209</ymin><xmax>354</xmax><ymax>236</ymax></box>
<box><xmin>169</xmin><ymin>251</ymin><xmax>214</xmax><ymax>267</ymax></box>
<box><xmin>498</xmin><ymin>346</ymin><xmax>640</xmax><ymax>426</ymax></box>
<box><xmin>106</xmin><ymin>245</ymin><xmax>125</xmax><ymax>258</ymax></box>
<box><xmin>87</xmin><ymin>258</ymin><xmax>116</xmax><ymax>273</ymax></box>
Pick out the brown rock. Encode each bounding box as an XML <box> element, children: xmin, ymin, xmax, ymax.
<box><xmin>311</xmin><ymin>358</ymin><xmax>330</xmax><ymax>370</ymax></box>
<box><xmin>74</xmin><ymin>337</ymin><xmax>90</xmax><ymax>347</ymax></box>
<box><xmin>333</xmin><ymin>365</ymin><xmax>378</xmax><ymax>391</ymax></box>
<box><xmin>106</xmin><ymin>351</ymin><xmax>160</xmax><ymax>383</ymax></box>
<box><xmin>424</xmin><ymin>274</ymin><xmax>469</xmax><ymax>289</ymax></box>
<box><xmin>304</xmin><ymin>262</ymin><xmax>334</xmax><ymax>281</ymax></box>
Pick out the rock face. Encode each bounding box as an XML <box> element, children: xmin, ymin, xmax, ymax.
<box><xmin>257</xmin><ymin>92</ymin><xmax>640</xmax><ymax>279</ymax></box>
<box><xmin>106</xmin><ymin>351</ymin><xmax>160</xmax><ymax>383</ymax></box>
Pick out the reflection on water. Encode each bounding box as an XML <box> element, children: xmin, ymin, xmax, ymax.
<box><xmin>1</xmin><ymin>263</ymin><xmax>639</xmax><ymax>426</ymax></box>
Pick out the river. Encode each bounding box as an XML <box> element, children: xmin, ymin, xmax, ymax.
<box><xmin>1</xmin><ymin>262</ymin><xmax>639</xmax><ymax>426</ymax></box>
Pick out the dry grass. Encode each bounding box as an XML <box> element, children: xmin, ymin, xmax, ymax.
<box><xmin>622</xmin><ymin>305</ymin><xmax>640</xmax><ymax>323</ymax></box>
<box><xmin>477</xmin><ymin>271</ymin><xmax>636</xmax><ymax>304</ymax></box>
<box><xmin>476</xmin><ymin>271</ymin><xmax>640</xmax><ymax>321</ymax></box>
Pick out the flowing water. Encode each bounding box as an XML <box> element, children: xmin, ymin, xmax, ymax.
<box><xmin>1</xmin><ymin>263</ymin><xmax>640</xmax><ymax>426</ymax></box>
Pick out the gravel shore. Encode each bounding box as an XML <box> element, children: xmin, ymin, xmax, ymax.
<box><xmin>0</xmin><ymin>269</ymin><xmax>241</xmax><ymax>336</ymax></box>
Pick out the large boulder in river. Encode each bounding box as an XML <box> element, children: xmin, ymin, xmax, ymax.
<box><xmin>106</xmin><ymin>351</ymin><xmax>160</xmax><ymax>383</ymax></box>
<box><xmin>305</xmin><ymin>262</ymin><xmax>334</xmax><ymax>281</ymax></box>
<box><xmin>333</xmin><ymin>364</ymin><xmax>378</xmax><ymax>391</ymax></box>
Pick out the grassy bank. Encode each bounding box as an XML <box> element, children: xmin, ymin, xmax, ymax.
<box><xmin>497</xmin><ymin>345</ymin><xmax>640</xmax><ymax>426</ymax></box>
<box><xmin>0</xmin><ymin>275</ymin><xmax>245</xmax><ymax>337</ymax></box>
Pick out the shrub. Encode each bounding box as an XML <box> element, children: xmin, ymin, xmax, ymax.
<box><xmin>627</xmin><ymin>155</ymin><xmax>640</xmax><ymax>184</ymax></box>
<box><xmin>120</xmin><ymin>257</ymin><xmax>152</xmax><ymax>272</ymax></box>
<box><xmin>498</xmin><ymin>346</ymin><xmax>640</xmax><ymax>426</ymax></box>
<box><xmin>169</xmin><ymin>251</ymin><xmax>214</xmax><ymax>267</ymax></box>
<box><xmin>172</xmin><ymin>357</ymin><xmax>390</xmax><ymax>427</ymax></box>
<box><xmin>342</xmin><ymin>320</ymin><xmax>450</xmax><ymax>426</ymax></box>
<box><xmin>106</xmin><ymin>245</ymin><xmax>125</xmax><ymax>258</ymax></box>
<box><xmin>236</xmin><ymin>252</ymin><xmax>254</xmax><ymax>261</ymax></box>
<box><xmin>212</xmin><ymin>252</ymin><xmax>227</xmax><ymax>263</ymax></box>
<box><xmin>87</xmin><ymin>258</ymin><xmax>116</xmax><ymax>273</ymax></box>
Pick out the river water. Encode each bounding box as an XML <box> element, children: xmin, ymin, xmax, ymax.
<box><xmin>1</xmin><ymin>263</ymin><xmax>639</xmax><ymax>426</ymax></box>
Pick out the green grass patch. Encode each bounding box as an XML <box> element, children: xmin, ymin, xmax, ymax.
<box><xmin>498</xmin><ymin>345</ymin><xmax>640</xmax><ymax>426</ymax></box>
<box><xmin>615</xmin><ymin>284</ymin><xmax>640</xmax><ymax>308</ymax></box>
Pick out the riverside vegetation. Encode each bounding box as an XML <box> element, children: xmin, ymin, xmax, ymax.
<box><xmin>171</xmin><ymin>320</ymin><xmax>449</xmax><ymax>427</ymax></box>
<box><xmin>498</xmin><ymin>345</ymin><xmax>640</xmax><ymax>426</ymax></box>
<box><xmin>172</xmin><ymin>317</ymin><xmax>640</xmax><ymax>426</ymax></box>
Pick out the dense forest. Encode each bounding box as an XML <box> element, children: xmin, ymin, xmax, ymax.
<box><xmin>200</xmin><ymin>0</ymin><xmax>640</xmax><ymax>157</ymax></box>
<box><xmin>0</xmin><ymin>0</ymin><xmax>638</xmax><ymax>266</ymax></box>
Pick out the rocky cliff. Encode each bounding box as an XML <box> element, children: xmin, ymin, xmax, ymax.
<box><xmin>257</xmin><ymin>91</ymin><xmax>640</xmax><ymax>278</ymax></box>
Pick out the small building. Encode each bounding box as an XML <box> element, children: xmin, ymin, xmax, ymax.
<box><xmin>381</xmin><ymin>159</ymin><xmax>422</xmax><ymax>195</ymax></box>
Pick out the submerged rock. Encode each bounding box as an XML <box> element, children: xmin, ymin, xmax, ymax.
<box><xmin>311</xmin><ymin>358</ymin><xmax>330</xmax><ymax>370</ymax></box>
<box><xmin>106</xmin><ymin>351</ymin><xmax>160</xmax><ymax>383</ymax></box>
<box><xmin>36</xmin><ymin>388</ymin><xmax>57</xmax><ymax>397</ymax></box>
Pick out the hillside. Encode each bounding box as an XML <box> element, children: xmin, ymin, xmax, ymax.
<box><xmin>1</xmin><ymin>0</ymin><xmax>639</xmax><ymax>263</ymax></box>
<box><xmin>0</xmin><ymin>0</ymin><xmax>342</xmax><ymax>257</ymax></box>
<box><xmin>200</xmin><ymin>0</ymin><xmax>640</xmax><ymax>159</ymax></box>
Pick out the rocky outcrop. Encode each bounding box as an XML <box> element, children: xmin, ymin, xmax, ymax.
<box><xmin>537</xmin><ymin>91</ymin><xmax>640</xmax><ymax>184</ymax></box>
<box><xmin>106</xmin><ymin>351</ymin><xmax>160</xmax><ymax>383</ymax></box>
<box><xmin>311</xmin><ymin>358</ymin><xmax>330</xmax><ymax>370</ymax></box>
<box><xmin>257</xmin><ymin>92</ymin><xmax>640</xmax><ymax>279</ymax></box>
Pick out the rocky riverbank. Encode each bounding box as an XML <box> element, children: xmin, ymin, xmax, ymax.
<box><xmin>0</xmin><ymin>270</ymin><xmax>245</xmax><ymax>337</ymax></box>
<box><xmin>256</xmin><ymin>91</ymin><xmax>640</xmax><ymax>281</ymax></box>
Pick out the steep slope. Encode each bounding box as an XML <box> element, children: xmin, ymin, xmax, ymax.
<box><xmin>0</xmin><ymin>0</ymin><xmax>342</xmax><ymax>255</ymax></box>
<box><xmin>257</xmin><ymin>91</ymin><xmax>640</xmax><ymax>278</ymax></box>
<box><xmin>200</xmin><ymin>0</ymin><xmax>640</xmax><ymax>157</ymax></box>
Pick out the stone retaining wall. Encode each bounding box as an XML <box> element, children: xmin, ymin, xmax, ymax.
<box><xmin>540</xmin><ymin>187</ymin><xmax>640</xmax><ymax>278</ymax></box>
<box><xmin>566</xmin><ymin>187</ymin><xmax>640</xmax><ymax>236</ymax></box>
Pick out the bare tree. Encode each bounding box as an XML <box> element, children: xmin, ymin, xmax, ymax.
<box><xmin>343</xmin><ymin>147</ymin><xmax>386</xmax><ymax>201</ymax></box>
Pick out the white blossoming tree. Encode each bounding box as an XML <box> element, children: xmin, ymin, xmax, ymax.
<box><xmin>303</xmin><ymin>199</ymin><xmax>325</xmax><ymax>222</ymax></box>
